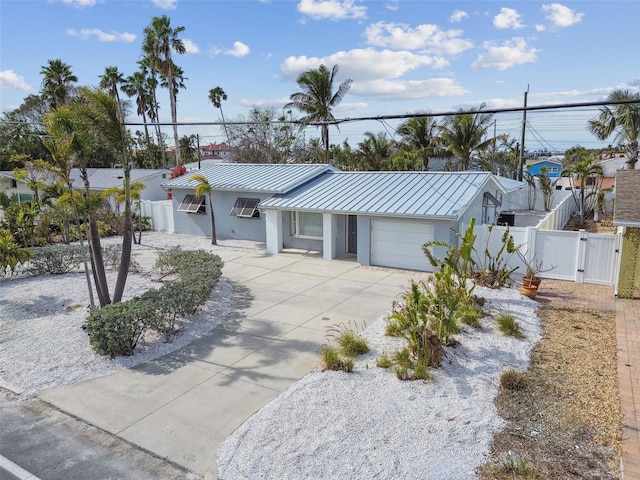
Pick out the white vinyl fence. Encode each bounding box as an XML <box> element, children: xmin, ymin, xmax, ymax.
<box><xmin>140</xmin><ymin>199</ymin><xmax>174</xmax><ymax>233</ymax></box>
<box><xmin>463</xmin><ymin>223</ymin><xmax>619</xmax><ymax>286</ymax></box>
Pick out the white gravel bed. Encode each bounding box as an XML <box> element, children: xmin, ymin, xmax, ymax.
<box><xmin>0</xmin><ymin>232</ymin><xmax>262</xmax><ymax>397</ymax></box>
<box><xmin>217</xmin><ymin>285</ymin><xmax>540</xmax><ymax>480</ymax></box>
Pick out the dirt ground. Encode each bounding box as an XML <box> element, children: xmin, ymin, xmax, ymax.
<box><xmin>563</xmin><ymin>213</ymin><xmax>615</xmax><ymax>233</ymax></box>
<box><xmin>477</xmin><ymin>304</ymin><xmax>622</xmax><ymax>479</ymax></box>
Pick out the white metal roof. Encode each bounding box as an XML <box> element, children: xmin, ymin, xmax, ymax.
<box><xmin>162</xmin><ymin>163</ymin><xmax>337</xmax><ymax>194</ymax></box>
<box><xmin>260</xmin><ymin>171</ymin><xmax>504</xmax><ymax>219</ymax></box>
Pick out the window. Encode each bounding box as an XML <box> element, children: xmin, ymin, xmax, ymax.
<box><xmin>11</xmin><ymin>179</ymin><xmax>17</xmax><ymax>188</ymax></box>
<box><xmin>177</xmin><ymin>194</ymin><xmax>206</xmax><ymax>214</ymax></box>
<box><xmin>230</xmin><ymin>198</ymin><xmax>260</xmax><ymax>218</ymax></box>
<box><xmin>291</xmin><ymin>211</ymin><xmax>323</xmax><ymax>239</ymax></box>
<box><xmin>549</xmin><ymin>167</ymin><xmax>558</xmax><ymax>173</ymax></box>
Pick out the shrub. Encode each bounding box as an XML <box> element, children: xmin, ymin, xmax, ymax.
<box><xmin>472</xmin><ymin>224</ymin><xmax>521</xmax><ymax>289</ymax></box>
<box><xmin>337</xmin><ymin>330</ymin><xmax>369</xmax><ymax>357</ymax></box>
<box><xmin>84</xmin><ymin>300</ymin><xmax>154</xmax><ymax>356</ymax></box>
<box><xmin>320</xmin><ymin>346</ymin><xmax>354</xmax><ymax>372</ymax></box>
<box><xmin>500</xmin><ymin>368</ymin><xmax>527</xmax><ymax>391</ymax></box>
<box><xmin>86</xmin><ymin>248</ymin><xmax>224</xmax><ymax>356</ymax></box>
<box><xmin>101</xmin><ymin>244</ymin><xmax>140</xmax><ymax>272</ymax></box>
<box><xmin>496</xmin><ymin>313</ymin><xmax>525</xmax><ymax>338</ymax></box>
<box><xmin>26</xmin><ymin>244</ymin><xmax>82</xmax><ymax>276</ymax></box>
<box><xmin>458</xmin><ymin>305</ymin><xmax>484</xmax><ymax>328</ymax></box>
<box><xmin>376</xmin><ymin>352</ymin><xmax>392</xmax><ymax>369</ymax></box>
<box><xmin>0</xmin><ymin>229</ymin><xmax>33</xmax><ymax>276</ymax></box>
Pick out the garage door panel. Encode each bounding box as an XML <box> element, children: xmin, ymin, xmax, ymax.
<box><xmin>371</xmin><ymin>219</ymin><xmax>434</xmax><ymax>271</ymax></box>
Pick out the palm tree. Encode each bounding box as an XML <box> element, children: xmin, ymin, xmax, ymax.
<box><xmin>286</xmin><ymin>64</ymin><xmax>352</xmax><ymax>163</ymax></box>
<box><xmin>439</xmin><ymin>104</ymin><xmax>495</xmax><ymax>171</ymax></box>
<box><xmin>396</xmin><ymin>114</ymin><xmax>442</xmax><ymax>170</ymax></box>
<box><xmin>142</xmin><ymin>15</ymin><xmax>187</xmax><ymax>166</ymax></box>
<box><xmin>0</xmin><ymin>229</ymin><xmax>33</xmax><ymax>277</ymax></box>
<box><xmin>190</xmin><ymin>174</ymin><xmax>217</xmax><ymax>245</ymax></box>
<box><xmin>588</xmin><ymin>89</ymin><xmax>640</xmax><ymax>169</ymax></box>
<box><xmin>208</xmin><ymin>86</ymin><xmax>230</xmax><ymax>145</ymax></box>
<box><xmin>122</xmin><ymin>69</ymin><xmax>155</xmax><ymax>167</ymax></box>
<box><xmin>42</xmin><ymin>109</ymin><xmax>96</xmax><ymax>307</ymax></box>
<box><xmin>562</xmin><ymin>149</ymin><xmax>605</xmax><ymax>225</ymax></box>
<box><xmin>99</xmin><ymin>66</ymin><xmax>125</xmax><ymax>109</ymax></box>
<box><xmin>138</xmin><ymin>57</ymin><xmax>167</xmax><ymax>168</ymax></box>
<box><xmin>40</xmin><ymin>59</ymin><xmax>78</xmax><ymax>109</ymax></box>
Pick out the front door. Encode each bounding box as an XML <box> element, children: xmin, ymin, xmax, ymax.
<box><xmin>347</xmin><ymin>215</ymin><xmax>357</xmax><ymax>254</ymax></box>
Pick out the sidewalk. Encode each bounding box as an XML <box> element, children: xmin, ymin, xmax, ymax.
<box><xmin>538</xmin><ymin>279</ymin><xmax>640</xmax><ymax>479</ymax></box>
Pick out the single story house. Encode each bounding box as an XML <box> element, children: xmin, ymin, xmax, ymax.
<box><xmin>163</xmin><ymin>164</ymin><xmax>526</xmax><ymax>272</ymax></box>
<box><xmin>162</xmin><ymin>163</ymin><xmax>338</xmax><ymax>243</ymax></box>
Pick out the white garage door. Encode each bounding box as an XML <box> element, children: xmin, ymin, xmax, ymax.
<box><xmin>371</xmin><ymin>219</ymin><xmax>434</xmax><ymax>271</ymax></box>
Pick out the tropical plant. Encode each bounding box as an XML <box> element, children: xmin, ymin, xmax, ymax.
<box><xmin>0</xmin><ymin>229</ymin><xmax>33</xmax><ymax>276</ymax></box>
<box><xmin>39</xmin><ymin>59</ymin><xmax>78</xmax><ymax>109</ymax></box>
<box><xmin>523</xmin><ymin>171</ymin><xmax>538</xmax><ymax>210</ymax></box>
<box><xmin>286</xmin><ymin>64</ymin><xmax>352</xmax><ymax>163</ymax></box>
<box><xmin>588</xmin><ymin>89</ymin><xmax>640</xmax><ymax>169</ymax></box>
<box><xmin>536</xmin><ymin>167</ymin><xmax>555</xmax><ymax>212</ymax></box>
<box><xmin>190</xmin><ymin>173</ymin><xmax>217</xmax><ymax>245</ymax></box>
<box><xmin>562</xmin><ymin>148</ymin><xmax>605</xmax><ymax>224</ymax></box>
<box><xmin>142</xmin><ymin>15</ymin><xmax>187</xmax><ymax>166</ymax></box>
<box><xmin>208</xmin><ymin>86</ymin><xmax>230</xmax><ymax>145</ymax></box>
<box><xmin>396</xmin><ymin>114</ymin><xmax>443</xmax><ymax>170</ymax></box>
<box><xmin>99</xmin><ymin>66</ymin><xmax>125</xmax><ymax>108</ymax></box>
<box><xmin>472</xmin><ymin>224</ymin><xmax>521</xmax><ymax>289</ymax></box>
<box><xmin>439</xmin><ymin>103</ymin><xmax>495</xmax><ymax>170</ymax></box>
<box><xmin>495</xmin><ymin>313</ymin><xmax>525</xmax><ymax>338</ymax></box>
<box><xmin>122</xmin><ymin>69</ymin><xmax>156</xmax><ymax>167</ymax></box>
<box><xmin>137</xmin><ymin>56</ymin><xmax>167</xmax><ymax>167</ymax></box>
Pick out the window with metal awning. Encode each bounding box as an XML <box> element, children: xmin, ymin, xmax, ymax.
<box><xmin>177</xmin><ymin>194</ymin><xmax>206</xmax><ymax>214</ymax></box>
<box><xmin>230</xmin><ymin>198</ymin><xmax>260</xmax><ymax>218</ymax></box>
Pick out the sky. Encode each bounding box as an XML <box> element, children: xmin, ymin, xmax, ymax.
<box><xmin>1</xmin><ymin>0</ymin><xmax>639</xmax><ymax>154</ymax></box>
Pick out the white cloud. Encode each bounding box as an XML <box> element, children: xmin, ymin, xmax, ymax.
<box><xmin>364</xmin><ymin>21</ymin><xmax>473</xmax><ymax>55</ymax></box>
<box><xmin>385</xmin><ymin>0</ymin><xmax>399</xmax><ymax>12</ymax></box>
<box><xmin>472</xmin><ymin>38</ymin><xmax>539</xmax><ymax>70</ymax></box>
<box><xmin>0</xmin><ymin>70</ymin><xmax>33</xmax><ymax>92</ymax></box>
<box><xmin>150</xmin><ymin>0</ymin><xmax>177</xmax><ymax>10</ymax></box>
<box><xmin>493</xmin><ymin>7</ymin><xmax>524</xmax><ymax>29</ymax></box>
<box><xmin>224</xmin><ymin>41</ymin><xmax>250</xmax><ymax>58</ymax></box>
<box><xmin>297</xmin><ymin>0</ymin><xmax>367</xmax><ymax>21</ymax></box>
<box><xmin>58</xmin><ymin>0</ymin><xmax>102</xmax><ymax>7</ymax></box>
<box><xmin>450</xmin><ymin>10</ymin><xmax>468</xmax><ymax>23</ymax></box>
<box><xmin>182</xmin><ymin>39</ymin><xmax>200</xmax><ymax>54</ymax></box>
<box><xmin>541</xmin><ymin>3</ymin><xmax>583</xmax><ymax>27</ymax></box>
<box><xmin>350</xmin><ymin>77</ymin><xmax>469</xmax><ymax>100</ymax></box>
<box><xmin>281</xmin><ymin>48</ymin><xmax>442</xmax><ymax>84</ymax></box>
<box><xmin>66</xmin><ymin>28</ymin><xmax>136</xmax><ymax>42</ymax></box>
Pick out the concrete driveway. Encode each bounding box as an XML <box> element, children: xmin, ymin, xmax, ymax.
<box><xmin>37</xmin><ymin>250</ymin><xmax>429</xmax><ymax>479</ymax></box>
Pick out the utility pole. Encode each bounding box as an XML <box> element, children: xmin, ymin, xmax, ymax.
<box><xmin>196</xmin><ymin>134</ymin><xmax>202</xmax><ymax>170</ymax></box>
<box><xmin>518</xmin><ymin>85</ymin><xmax>529</xmax><ymax>181</ymax></box>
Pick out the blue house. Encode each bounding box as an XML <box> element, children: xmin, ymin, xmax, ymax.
<box><xmin>526</xmin><ymin>158</ymin><xmax>563</xmax><ymax>178</ymax></box>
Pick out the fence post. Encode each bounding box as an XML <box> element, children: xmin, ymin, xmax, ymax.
<box><xmin>575</xmin><ymin>229</ymin><xmax>587</xmax><ymax>283</ymax></box>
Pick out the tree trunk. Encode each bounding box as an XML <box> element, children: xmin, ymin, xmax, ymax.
<box><xmin>209</xmin><ymin>193</ymin><xmax>217</xmax><ymax>245</ymax></box>
<box><xmin>67</xmin><ymin>180</ymin><xmax>95</xmax><ymax>308</ymax></box>
<box><xmin>81</xmin><ymin>169</ymin><xmax>111</xmax><ymax>306</ymax></box>
<box><xmin>113</xmin><ymin>166</ymin><xmax>132</xmax><ymax>303</ymax></box>
<box><xmin>168</xmin><ymin>73</ymin><xmax>181</xmax><ymax>166</ymax></box>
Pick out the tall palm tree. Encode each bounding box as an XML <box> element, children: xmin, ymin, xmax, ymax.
<box><xmin>190</xmin><ymin>174</ymin><xmax>217</xmax><ymax>245</ymax></box>
<box><xmin>40</xmin><ymin>59</ymin><xmax>78</xmax><ymax>109</ymax></box>
<box><xmin>138</xmin><ymin>57</ymin><xmax>167</xmax><ymax>168</ymax></box>
<box><xmin>286</xmin><ymin>64</ymin><xmax>352</xmax><ymax>163</ymax></box>
<box><xmin>142</xmin><ymin>15</ymin><xmax>187</xmax><ymax>166</ymax></box>
<box><xmin>122</xmin><ymin>69</ymin><xmax>155</xmax><ymax>167</ymax></box>
<box><xmin>588</xmin><ymin>89</ymin><xmax>640</xmax><ymax>169</ymax></box>
<box><xmin>439</xmin><ymin>104</ymin><xmax>495</xmax><ymax>171</ymax></box>
<box><xmin>99</xmin><ymin>66</ymin><xmax>125</xmax><ymax>109</ymax></box>
<box><xmin>208</xmin><ymin>86</ymin><xmax>230</xmax><ymax>145</ymax></box>
<box><xmin>396</xmin><ymin>114</ymin><xmax>442</xmax><ymax>170</ymax></box>
<box><xmin>359</xmin><ymin>131</ymin><xmax>392</xmax><ymax>170</ymax></box>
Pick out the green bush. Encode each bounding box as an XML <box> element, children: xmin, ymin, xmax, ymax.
<box><xmin>495</xmin><ymin>313</ymin><xmax>525</xmax><ymax>338</ymax></box>
<box><xmin>84</xmin><ymin>300</ymin><xmax>154</xmax><ymax>356</ymax></box>
<box><xmin>320</xmin><ymin>346</ymin><xmax>354</xmax><ymax>372</ymax></box>
<box><xmin>26</xmin><ymin>244</ymin><xmax>82</xmax><ymax>275</ymax></box>
<box><xmin>85</xmin><ymin>248</ymin><xmax>224</xmax><ymax>356</ymax></box>
<box><xmin>101</xmin><ymin>244</ymin><xmax>140</xmax><ymax>271</ymax></box>
<box><xmin>337</xmin><ymin>330</ymin><xmax>369</xmax><ymax>357</ymax></box>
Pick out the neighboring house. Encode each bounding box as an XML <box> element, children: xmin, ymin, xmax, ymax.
<box><xmin>599</xmin><ymin>155</ymin><xmax>627</xmax><ymax>190</ymax></box>
<box><xmin>0</xmin><ymin>168</ymin><xmax>170</xmax><ymax>218</ymax></box>
<box><xmin>526</xmin><ymin>158</ymin><xmax>563</xmax><ymax>179</ymax></box>
<box><xmin>0</xmin><ymin>171</ymin><xmax>35</xmax><ymax>204</ymax></box>
<box><xmin>199</xmin><ymin>142</ymin><xmax>231</xmax><ymax>160</ymax></box>
<box><xmin>162</xmin><ymin>163</ymin><xmax>338</xmax><ymax>243</ymax></box>
<box><xmin>613</xmin><ymin>169</ymin><xmax>640</xmax><ymax>298</ymax></box>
